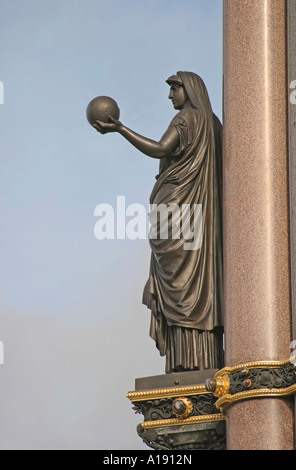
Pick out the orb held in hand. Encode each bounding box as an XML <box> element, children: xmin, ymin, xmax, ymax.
<box><xmin>86</xmin><ymin>96</ymin><xmax>120</xmax><ymax>126</ymax></box>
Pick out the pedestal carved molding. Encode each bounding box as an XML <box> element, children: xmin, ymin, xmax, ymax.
<box><xmin>127</xmin><ymin>380</ymin><xmax>226</xmax><ymax>450</ymax></box>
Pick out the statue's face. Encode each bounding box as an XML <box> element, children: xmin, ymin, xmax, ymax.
<box><xmin>169</xmin><ymin>84</ymin><xmax>188</xmax><ymax>110</ymax></box>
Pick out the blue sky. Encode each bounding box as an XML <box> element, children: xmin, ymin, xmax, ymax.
<box><xmin>0</xmin><ymin>0</ymin><xmax>222</xmax><ymax>450</ymax></box>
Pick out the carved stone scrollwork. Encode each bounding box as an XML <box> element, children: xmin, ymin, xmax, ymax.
<box><xmin>132</xmin><ymin>398</ymin><xmax>174</xmax><ymax>422</ymax></box>
<box><xmin>132</xmin><ymin>393</ymin><xmax>218</xmax><ymax>423</ymax></box>
<box><xmin>228</xmin><ymin>364</ymin><xmax>295</xmax><ymax>393</ymax></box>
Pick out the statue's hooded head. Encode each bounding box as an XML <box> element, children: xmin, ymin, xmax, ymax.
<box><xmin>166</xmin><ymin>71</ymin><xmax>213</xmax><ymax>118</ymax></box>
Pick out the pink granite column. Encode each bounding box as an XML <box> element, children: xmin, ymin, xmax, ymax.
<box><xmin>223</xmin><ymin>0</ymin><xmax>294</xmax><ymax>449</ymax></box>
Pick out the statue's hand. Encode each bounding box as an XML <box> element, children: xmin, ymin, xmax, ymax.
<box><xmin>92</xmin><ymin>116</ymin><xmax>121</xmax><ymax>134</ymax></box>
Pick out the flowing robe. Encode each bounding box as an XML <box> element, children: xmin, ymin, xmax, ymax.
<box><xmin>142</xmin><ymin>104</ymin><xmax>224</xmax><ymax>373</ymax></box>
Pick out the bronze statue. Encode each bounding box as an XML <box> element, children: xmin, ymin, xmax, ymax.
<box><xmin>93</xmin><ymin>71</ymin><xmax>224</xmax><ymax>373</ymax></box>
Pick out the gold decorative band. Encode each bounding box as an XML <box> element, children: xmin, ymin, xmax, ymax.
<box><xmin>216</xmin><ymin>384</ymin><xmax>296</xmax><ymax>411</ymax></box>
<box><xmin>210</xmin><ymin>358</ymin><xmax>296</xmax><ymax>411</ymax></box>
<box><xmin>141</xmin><ymin>413</ymin><xmax>225</xmax><ymax>430</ymax></box>
<box><xmin>126</xmin><ymin>384</ymin><xmax>208</xmax><ymax>402</ymax></box>
<box><xmin>215</xmin><ymin>359</ymin><xmax>293</xmax><ymax>377</ymax></box>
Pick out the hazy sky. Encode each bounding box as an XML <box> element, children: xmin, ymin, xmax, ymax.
<box><xmin>0</xmin><ymin>0</ymin><xmax>223</xmax><ymax>450</ymax></box>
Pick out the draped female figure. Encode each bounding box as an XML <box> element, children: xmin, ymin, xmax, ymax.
<box><xmin>94</xmin><ymin>71</ymin><xmax>224</xmax><ymax>373</ymax></box>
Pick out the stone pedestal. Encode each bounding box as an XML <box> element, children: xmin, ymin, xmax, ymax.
<box><xmin>127</xmin><ymin>370</ymin><xmax>226</xmax><ymax>450</ymax></box>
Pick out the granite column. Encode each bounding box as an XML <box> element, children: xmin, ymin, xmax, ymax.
<box><xmin>223</xmin><ymin>0</ymin><xmax>294</xmax><ymax>450</ymax></box>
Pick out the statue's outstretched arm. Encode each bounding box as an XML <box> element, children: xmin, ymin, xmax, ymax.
<box><xmin>93</xmin><ymin>117</ymin><xmax>179</xmax><ymax>159</ymax></box>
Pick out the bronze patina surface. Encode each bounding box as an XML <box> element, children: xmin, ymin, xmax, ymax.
<box><xmin>93</xmin><ymin>72</ymin><xmax>224</xmax><ymax>373</ymax></box>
